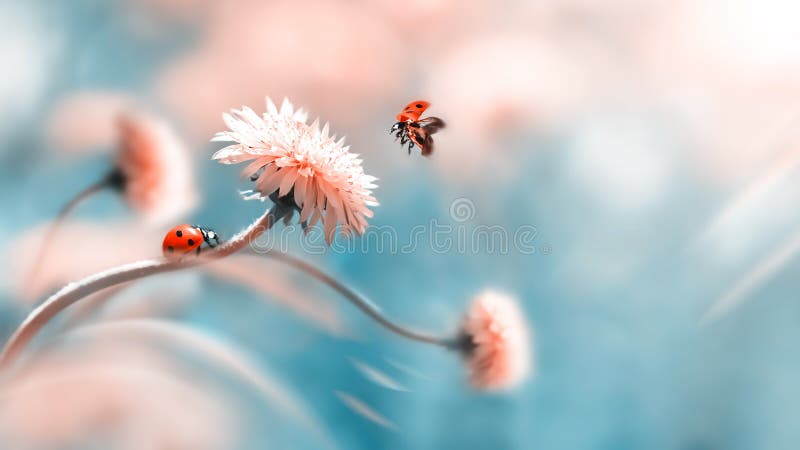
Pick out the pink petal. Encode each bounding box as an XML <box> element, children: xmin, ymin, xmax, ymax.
<box><xmin>241</xmin><ymin>158</ymin><xmax>270</xmax><ymax>180</ymax></box>
<box><xmin>294</xmin><ymin>174</ymin><xmax>308</xmax><ymax>207</ymax></box>
<box><xmin>278</xmin><ymin>167</ymin><xmax>299</xmax><ymax>198</ymax></box>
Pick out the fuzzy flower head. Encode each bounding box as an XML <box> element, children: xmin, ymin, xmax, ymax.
<box><xmin>460</xmin><ymin>290</ymin><xmax>532</xmax><ymax>390</ymax></box>
<box><xmin>212</xmin><ymin>98</ymin><xmax>378</xmax><ymax>244</ymax></box>
<box><xmin>115</xmin><ymin>111</ymin><xmax>198</xmax><ymax>223</ymax></box>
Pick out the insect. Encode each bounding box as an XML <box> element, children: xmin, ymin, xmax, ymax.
<box><xmin>390</xmin><ymin>100</ymin><xmax>445</xmax><ymax>156</ymax></box>
<box><xmin>162</xmin><ymin>224</ymin><xmax>220</xmax><ymax>258</ymax></box>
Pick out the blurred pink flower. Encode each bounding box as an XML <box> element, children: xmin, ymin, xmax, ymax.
<box><xmin>69</xmin><ymin>319</ymin><xmax>334</xmax><ymax>447</ymax></box>
<box><xmin>632</xmin><ymin>0</ymin><xmax>800</xmax><ymax>185</ymax></box>
<box><xmin>213</xmin><ymin>98</ymin><xmax>378</xmax><ymax>244</ymax></box>
<box><xmin>10</xmin><ymin>221</ymin><xmax>162</xmax><ymax>302</ymax></box>
<box><xmin>116</xmin><ymin>111</ymin><xmax>199</xmax><ymax>223</ymax></box>
<box><xmin>372</xmin><ymin>0</ymin><xmax>491</xmax><ymax>50</ymax></box>
<box><xmin>45</xmin><ymin>94</ymin><xmax>199</xmax><ymax>223</ymax></box>
<box><xmin>0</xmin><ymin>342</ymin><xmax>234</xmax><ymax>449</ymax></box>
<box><xmin>126</xmin><ymin>0</ymin><xmax>214</xmax><ymax>23</ymax></box>
<box><xmin>461</xmin><ymin>290</ymin><xmax>532</xmax><ymax>390</ymax></box>
<box><xmin>157</xmin><ymin>0</ymin><xmax>406</xmax><ymax>139</ymax></box>
<box><xmin>424</xmin><ymin>33</ymin><xmax>588</xmax><ymax>180</ymax></box>
<box><xmin>46</xmin><ymin>91</ymin><xmax>135</xmax><ymax>154</ymax></box>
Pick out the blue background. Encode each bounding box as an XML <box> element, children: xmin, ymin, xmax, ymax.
<box><xmin>1</xmin><ymin>1</ymin><xmax>799</xmax><ymax>449</ymax></box>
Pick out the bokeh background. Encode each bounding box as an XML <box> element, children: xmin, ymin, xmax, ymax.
<box><xmin>2</xmin><ymin>0</ymin><xmax>800</xmax><ymax>448</ymax></box>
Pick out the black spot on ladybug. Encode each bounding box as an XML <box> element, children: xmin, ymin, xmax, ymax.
<box><xmin>176</xmin><ymin>230</ymin><xmax>183</xmax><ymax>238</ymax></box>
<box><xmin>187</xmin><ymin>239</ymin><xmax>195</xmax><ymax>246</ymax></box>
<box><xmin>416</xmin><ymin>104</ymin><xmax>423</xmax><ymax>108</ymax></box>
<box><xmin>167</xmin><ymin>246</ymin><xmax>174</xmax><ymax>253</ymax></box>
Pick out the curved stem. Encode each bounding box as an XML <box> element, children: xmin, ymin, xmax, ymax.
<box><xmin>256</xmin><ymin>250</ymin><xmax>457</xmax><ymax>349</ymax></box>
<box><xmin>0</xmin><ymin>205</ymin><xmax>289</xmax><ymax>370</ymax></box>
<box><xmin>25</xmin><ymin>176</ymin><xmax>114</xmax><ymax>296</ymax></box>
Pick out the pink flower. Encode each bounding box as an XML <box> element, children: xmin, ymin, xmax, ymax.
<box><xmin>423</xmin><ymin>33</ymin><xmax>588</xmax><ymax>182</ymax></box>
<box><xmin>10</xmin><ymin>220</ymin><xmax>162</xmax><ymax>302</ymax></box>
<box><xmin>46</xmin><ymin>91</ymin><xmax>135</xmax><ymax>155</ymax></box>
<box><xmin>460</xmin><ymin>291</ymin><xmax>532</xmax><ymax>390</ymax></box>
<box><xmin>212</xmin><ymin>98</ymin><xmax>378</xmax><ymax>244</ymax></box>
<box><xmin>156</xmin><ymin>0</ymin><xmax>406</xmax><ymax>138</ymax></box>
<box><xmin>0</xmin><ymin>342</ymin><xmax>234</xmax><ymax>449</ymax></box>
<box><xmin>115</xmin><ymin>111</ymin><xmax>199</xmax><ymax>223</ymax></box>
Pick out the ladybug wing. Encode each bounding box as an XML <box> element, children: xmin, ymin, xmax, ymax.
<box><xmin>418</xmin><ymin>116</ymin><xmax>445</xmax><ymax>133</ymax></box>
<box><xmin>163</xmin><ymin>225</ymin><xmax>204</xmax><ymax>256</ymax></box>
<box><xmin>415</xmin><ymin>117</ymin><xmax>446</xmax><ymax>157</ymax></box>
<box><xmin>181</xmin><ymin>227</ymin><xmax>205</xmax><ymax>251</ymax></box>
<box><xmin>412</xmin><ymin>129</ymin><xmax>436</xmax><ymax>156</ymax></box>
<box><xmin>396</xmin><ymin>100</ymin><xmax>430</xmax><ymax>122</ymax></box>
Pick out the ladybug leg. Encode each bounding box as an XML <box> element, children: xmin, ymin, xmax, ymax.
<box><xmin>393</xmin><ymin>122</ymin><xmax>408</xmax><ymax>141</ymax></box>
<box><xmin>196</xmin><ymin>246</ymin><xmax>202</xmax><ymax>255</ymax></box>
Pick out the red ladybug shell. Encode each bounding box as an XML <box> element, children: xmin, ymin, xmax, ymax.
<box><xmin>396</xmin><ymin>100</ymin><xmax>430</xmax><ymax>122</ymax></box>
<box><xmin>162</xmin><ymin>224</ymin><xmax>204</xmax><ymax>257</ymax></box>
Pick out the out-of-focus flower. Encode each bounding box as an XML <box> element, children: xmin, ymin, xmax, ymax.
<box><xmin>633</xmin><ymin>0</ymin><xmax>800</xmax><ymax>186</ymax></box>
<box><xmin>115</xmin><ymin>112</ymin><xmax>198</xmax><ymax>223</ymax></box>
<box><xmin>460</xmin><ymin>290</ymin><xmax>532</xmax><ymax>390</ymax></box>
<box><xmin>125</xmin><ymin>0</ymin><xmax>214</xmax><ymax>24</ymax></box>
<box><xmin>45</xmin><ymin>98</ymin><xmax>199</xmax><ymax>224</ymax></box>
<box><xmin>46</xmin><ymin>91</ymin><xmax>135</xmax><ymax>155</ymax></box>
<box><xmin>69</xmin><ymin>319</ymin><xmax>334</xmax><ymax>448</ymax></box>
<box><xmin>24</xmin><ymin>109</ymin><xmax>197</xmax><ymax>302</ymax></box>
<box><xmin>213</xmin><ymin>98</ymin><xmax>378</xmax><ymax>244</ymax></box>
<box><xmin>372</xmin><ymin>0</ymin><xmax>490</xmax><ymax>50</ymax></box>
<box><xmin>157</xmin><ymin>0</ymin><xmax>405</xmax><ymax>139</ymax></box>
<box><xmin>0</xmin><ymin>342</ymin><xmax>234</xmax><ymax>450</ymax></box>
<box><xmin>11</xmin><ymin>221</ymin><xmax>162</xmax><ymax>302</ymax></box>
<box><xmin>424</xmin><ymin>33</ymin><xmax>588</xmax><ymax>180</ymax></box>
<box><xmin>640</xmin><ymin>0</ymin><xmax>800</xmax><ymax>82</ymax></box>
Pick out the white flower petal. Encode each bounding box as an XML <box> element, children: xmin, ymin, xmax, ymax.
<box><xmin>213</xmin><ymin>98</ymin><xmax>378</xmax><ymax>245</ymax></box>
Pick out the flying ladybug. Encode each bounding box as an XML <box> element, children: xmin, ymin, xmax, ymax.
<box><xmin>390</xmin><ymin>100</ymin><xmax>445</xmax><ymax>156</ymax></box>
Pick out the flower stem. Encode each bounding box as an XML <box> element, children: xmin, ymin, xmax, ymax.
<box><xmin>257</xmin><ymin>250</ymin><xmax>457</xmax><ymax>349</ymax></box>
<box><xmin>25</xmin><ymin>173</ymin><xmax>119</xmax><ymax>296</ymax></box>
<box><xmin>0</xmin><ymin>205</ymin><xmax>289</xmax><ymax>370</ymax></box>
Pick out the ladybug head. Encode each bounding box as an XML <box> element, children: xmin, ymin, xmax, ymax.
<box><xmin>196</xmin><ymin>226</ymin><xmax>221</xmax><ymax>248</ymax></box>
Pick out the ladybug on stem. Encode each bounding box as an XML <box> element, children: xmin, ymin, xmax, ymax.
<box><xmin>390</xmin><ymin>100</ymin><xmax>446</xmax><ymax>156</ymax></box>
<box><xmin>162</xmin><ymin>224</ymin><xmax>220</xmax><ymax>258</ymax></box>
